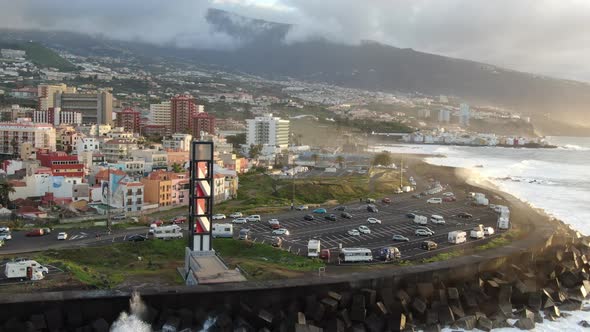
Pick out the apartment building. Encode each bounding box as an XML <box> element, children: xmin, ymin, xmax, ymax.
<box><xmin>54</xmin><ymin>91</ymin><xmax>113</xmax><ymax>125</ymax></box>
<box><xmin>0</xmin><ymin>120</ymin><xmax>56</xmax><ymax>156</ymax></box>
<box><xmin>246</xmin><ymin>114</ymin><xmax>290</xmax><ymax>149</ymax></box>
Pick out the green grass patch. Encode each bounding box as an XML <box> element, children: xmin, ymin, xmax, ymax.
<box><xmin>421</xmin><ymin>250</ymin><xmax>465</xmax><ymax>263</ymax></box>
<box><xmin>213</xmin><ymin>238</ymin><xmax>324</xmax><ymax>280</ymax></box>
<box><xmin>0</xmin><ymin>41</ymin><xmax>78</xmax><ymax>71</ymax></box>
<box><xmin>33</xmin><ymin>240</ymin><xmax>186</xmax><ymax>288</ymax></box>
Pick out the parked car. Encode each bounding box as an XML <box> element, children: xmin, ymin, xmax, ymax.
<box><xmin>238</xmin><ymin>229</ymin><xmax>251</xmax><ymax>240</ymax></box>
<box><xmin>406</xmin><ymin>213</ymin><xmax>417</xmax><ymax>219</ymax></box>
<box><xmin>341</xmin><ymin>212</ymin><xmax>353</xmax><ymax>219</ymax></box>
<box><xmin>358</xmin><ymin>225</ymin><xmax>371</xmax><ymax>234</ymax></box>
<box><xmin>0</xmin><ymin>226</ymin><xmax>9</xmax><ymax>233</ymax></box>
<box><xmin>421</xmin><ymin>240</ymin><xmax>438</xmax><ymax>251</ymax></box>
<box><xmin>229</xmin><ymin>212</ymin><xmax>243</xmax><ymax>218</ymax></box>
<box><xmin>212</xmin><ymin>214</ymin><xmax>226</xmax><ymax>220</ymax></box>
<box><xmin>325</xmin><ymin>214</ymin><xmax>337</xmax><ymax>221</ymax></box>
<box><xmin>457</xmin><ymin>212</ymin><xmax>473</xmax><ymax>219</ymax></box>
<box><xmin>26</xmin><ymin>229</ymin><xmax>44</xmax><ymax>237</ymax></box>
<box><xmin>304</xmin><ymin>214</ymin><xmax>315</xmax><ymax>221</ymax></box>
<box><xmin>347</xmin><ymin>229</ymin><xmax>360</xmax><ymax>236</ymax></box>
<box><xmin>128</xmin><ymin>234</ymin><xmax>148</xmax><ymax>242</ymax></box>
<box><xmin>484</xmin><ymin>227</ymin><xmax>495</xmax><ymax>236</ymax></box>
<box><xmin>442</xmin><ymin>192</ymin><xmax>455</xmax><ymax>197</ymax></box>
<box><xmin>171</xmin><ymin>216</ymin><xmax>187</xmax><ymax>224</ymax></box>
<box><xmin>232</xmin><ymin>218</ymin><xmax>248</xmax><ymax>224</ymax></box>
<box><xmin>246</xmin><ymin>215</ymin><xmax>261</xmax><ymax>222</ymax></box>
<box><xmin>57</xmin><ymin>232</ymin><xmax>68</xmax><ymax>240</ymax></box>
<box><xmin>367</xmin><ymin>218</ymin><xmax>382</xmax><ymax>224</ymax></box>
<box><xmin>430</xmin><ymin>215</ymin><xmax>446</xmax><ymax>225</ymax></box>
<box><xmin>392</xmin><ymin>234</ymin><xmax>410</xmax><ymax>242</ymax></box>
<box><xmin>382</xmin><ymin>197</ymin><xmax>391</xmax><ymax>204</ymax></box>
<box><xmin>313</xmin><ymin>208</ymin><xmax>327</xmax><ymax>214</ymax></box>
<box><xmin>272</xmin><ymin>228</ymin><xmax>290</xmax><ymax>236</ymax></box>
<box><xmin>296</xmin><ymin>205</ymin><xmax>309</xmax><ymax>211</ymax></box>
<box><xmin>271</xmin><ymin>236</ymin><xmax>283</xmax><ymax>247</ymax></box>
<box><xmin>415</xmin><ymin>229</ymin><xmax>434</xmax><ymax>236</ymax></box>
<box><xmin>367</xmin><ymin>205</ymin><xmax>379</xmax><ymax>213</ymax></box>
<box><xmin>443</xmin><ymin>196</ymin><xmax>457</xmax><ymax>202</ymax></box>
<box><xmin>417</xmin><ymin>226</ymin><xmax>436</xmax><ymax>234</ymax></box>
<box><xmin>427</xmin><ymin>198</ymin><xmax>443</xmax><ymax>204</ymax></box>
<box><xmin>320</xmin><ymin>249</ymin><xmax>331</xmax><ymax>261</ymax></box>
<box><xmin>112</xmin><ymin>214</ymin><xmax>126</xmax><ymax>220</ymax></box>
<box><xmin>0</xmin><ymin>232</ymin><xmax>11</xmax><ymax>241</ymax></box>
<box><xmin>151</xmin><ymin>219</ymin><xmax>164</xmax><ymax>227</ymax></box>
<box><xmin>268</xmin><ymin>219</ymin><xmax>280</xmax><ymax>229</ymax></box>
<box><xmin>334</xmin><ymin>206</ymin><xmax>347</xmax><ymax>211</ymax></box>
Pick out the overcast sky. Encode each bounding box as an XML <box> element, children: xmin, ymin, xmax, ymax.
<box><xmin>2</xmin><ymin>0</ymin><xmax>590</xmax><ymax>81</ymax></box>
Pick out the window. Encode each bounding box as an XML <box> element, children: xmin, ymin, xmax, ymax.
<box><xmin>127</xmin><ymin>189</ymin><xmax>132</xmax><ymax>195</ymax></box>
<box><xmin>137</xmin><ymin>189</ymin><xmax>142</xmax><ymax>195</ymax></box>
<box><xmin>127</xmin><ymin>199</ymin><xmax>132</xmax><ymax>205</ymax></box>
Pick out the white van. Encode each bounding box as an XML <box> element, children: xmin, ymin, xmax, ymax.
<box><xmin>339</xmin><ymin>248</ymin><xmax>373</xmax><ymax>263</ymax></box>
<box><xmin>212</xmin><ymin>224</ymin><xmax>233</xmax><ymax>238</ymax></box>
<box><xmin>153</xmin><ymin>225</ymin><xmax>183</xmax><ymax>240</ymax></box>
<box><xmin>497</xmin><ymin>217</ymin><xmax>510</xmax><ymax>230</ymax></box>
<box><xmin>413</xmin><ymin>215</ymin><xmax>428</xmax><ymax>225</ymax></box>
<box><xmin>308</xmin><ymin>239</ymin><xmax>321</xmax><ymax>257</ymax></box>
<box><xmin>448</xmin><ymin>231</ymin><xmax>467</xmax><ymax>244</ymax></box>
<box><xmin>246</xmin><ymin>215</ymin><xmax>261</xmax><ymax>222</ymax></box>
<box><xmin>430</xmin><ymin>215</ymin><xmax>445</xmax><ymax>224</ymax></box>
<box><xmin>427</xmin><ymin>198</ymin><xmax>442</xmax><ymax>204</ymax></box>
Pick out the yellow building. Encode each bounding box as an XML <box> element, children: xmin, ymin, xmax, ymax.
<box><xmin>140</xmin><ymin>170</ymin><xmax>173</xmax><ymax>207</ymax></box>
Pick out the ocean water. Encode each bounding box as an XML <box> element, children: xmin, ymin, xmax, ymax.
<box><xmin>373</xmin><ymin>136</ymin><xmax>590</xmax><ymax>331</ymax></box>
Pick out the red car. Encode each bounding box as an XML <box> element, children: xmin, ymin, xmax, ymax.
<box><xmin>382</xmin><ymin>198</ymin><xmax>392</xmax><ymax>204</ymax></box>
<box><xmin>26</xmin><ymin>228</ymin><xmax>44</xmax><ymax>237</ymax></box>
<box><xmin>271</xmin><ymin>223</ymin><xmax>280</xmax><ymax>230</ymax></box>
<box><xmin>443</xmin><ymin>196</ymin><xmax>457</xmax><ymax>202</ymax></box>
<box><xmin>171</xmin><ymin>216</ymin><xmax>187</xmax><ymax>224</ymax></box>
<box><xmin>151</xmin><ymin>219</ymin><xmax>164</xmax><ymax>226</ymax></box>
<box><xmin>320</xmin><ymin>249</ymin><xmax>331</xmax><ymax>261</ymax></box>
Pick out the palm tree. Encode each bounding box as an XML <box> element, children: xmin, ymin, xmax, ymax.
<box><xmin>0</xmin><ymin>180</ymin><xmax>15</xmax><ymax>207</ymax></box>
<box><xmin>335</xmin><ymin>155</ymin><xmax>345</xmax><ymax>169</ymax></box>
<box><xmin>171</xmin><ymin>163</ymin><xmax>184</xmax><ymax>173</ymax></box>
<box><xmin>311</xmin><ymin>153</ymin><xmax>319</xmax><ymax>165</ymax></box>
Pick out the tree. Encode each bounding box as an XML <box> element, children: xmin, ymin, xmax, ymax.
<box><xmin>226</xmin><ymin>133</ymin><xmax>246</xmax><ymax>147</ymax></box>
<box><xmin>372</xmin><ymin>152</ymin><xmax>393</xmax><ymax>167</ymax></box>
<box><xmin>0</xmin><ymin>180</ymin><xmax>15</xmax><ymax>207</ymax></box>
<box><xmin>311</xmin><ymin>153</ymin><xmax>319</xmax><ymax>165</ymax></box>
<box><xmin>171</xmin><ymin>163</ymin><xmax>184</xmax><ymax>173</ymax></box>
<box><xmin>249</xmin><ymin>144</ymin><xmax>262</xmax><ymax>159</ymax></box>
<box><xmin>335</xmin><ymin>155</ymin><xmax>345</xmax><ymax>169</ymax></box>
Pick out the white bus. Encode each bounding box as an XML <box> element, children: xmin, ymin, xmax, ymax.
<box><xmin>339</xmin><ymin>248</ymin><xmax>373</xmax><ymax>263</ymax></box>
<box><xmin>153</xmin><ymin>225</ymin><xmax>183</xmax><ymax>240</ymax></box>
<box><xmin>212</xmin><ymin>224</ymin><xmax>233</xmax><ymax>238</ymax></box>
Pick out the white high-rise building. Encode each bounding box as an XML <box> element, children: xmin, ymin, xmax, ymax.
<box><xmin>459</xmin><ymin>103</ymin><xmax>470</xmax><ymax>127</ymax></box>
<box><xmin>438</xmin><ymin>109</ymin><xmax>451</xmax><ymax>123</ymax></box>
<box><xmin>246</xmin><ymin>114</ymin><xmax>290</xmax><ymax>149</ymax></box>
<box><xmin>149</xmin><ymin>101</ymin><xmax>171</xmax><ymax>127</ymax></box>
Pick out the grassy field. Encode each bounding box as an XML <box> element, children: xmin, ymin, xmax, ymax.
<box><xmin>27</xmin><ymin>238</ymin><xmax>322</xmax><ymax>289</ymax></box>
<box><xmin>215</xmin><ymin>169</ymin><xmax>404</xmax><ymax>214</ymax></box>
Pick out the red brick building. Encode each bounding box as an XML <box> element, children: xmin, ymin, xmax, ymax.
<box><xmin>190</xmin><ymin>112</ymin><xmax>215</xmax><ymax>138</ymax></box>
<box><xmin>115</xmin><ymin>107</ymin><xmax>141</xmax><ymax>133</ymax></box>
<box><xmin>171</xmin><ymin>95</ymin><xmax>198</xmax><ymax>134</ymax></box>
<box><xmin>36</xmin><ymin>150</ymin><xmax>85</xmax><ymax>177</ymax></box>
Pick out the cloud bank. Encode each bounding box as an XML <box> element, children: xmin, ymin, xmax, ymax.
<box><xmin>2</xmin><ymin>0</ymin><xmax>590</xmax><ymax>81</ymax></box>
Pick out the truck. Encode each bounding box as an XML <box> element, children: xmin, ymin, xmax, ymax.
<box><xmin>448</xmin><ymin>231</ymin><xmax>467</xmax><ymax>244</ymax></box>
<box><xmin>413</xmin><ymin>215</ymin><xmax>428</xmax><ymax>225</ymax></box>
<box><xmin>475</xmin><ymin>196</ymin><xmax>489</xmax><ymax>206</ymax></box>
<box><xmin>470</xmin><ymin>224</ymin><xmax>485</xmax><ymax>239</ymax></box>
<box><xmin>498</xmin><ymin>217</ymin><xmax>510</xmax><ymax>230</ymax></box>
<box><xmin>212</xmin><ymin>224</ymin><xmax>233</xmax><ymax>238</ymax></box>
<box><xmin>4</xmin><ymin>260</ymin><xmax>49</xmax><ymax>281</ymax></box>
<box><xmin>307</xmin><ymin>239</ymin><xmax>321</xmax><ymax>258</ymax></box>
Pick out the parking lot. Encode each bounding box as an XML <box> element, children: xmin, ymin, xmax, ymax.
<box><xmin>220</xmin><ymin>192</ymin><xmax>501</xmax><ymax>262</ymax></box>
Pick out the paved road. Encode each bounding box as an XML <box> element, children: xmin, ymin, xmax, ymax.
<box><xmin>223</xmin><ymin>191</ymin><xmax>501</xmax><ymax>261</ymax></box>
<box><xmin>0</xmin><ymin>226</ymin><xmax>157</xmax><ymax>255</ymax></box>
